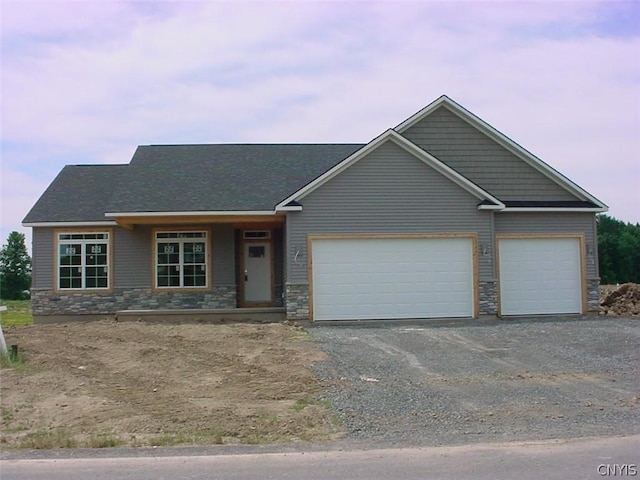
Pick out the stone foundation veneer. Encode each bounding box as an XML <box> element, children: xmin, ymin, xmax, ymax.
<box><xmin>285</xmin><ymin>283</ymin><xmax>309</xmax><ymax>320</ymax></box>
<box><xmin>587</xmin><ymin>278</ymin><xmax>600</xmax><ymax>313</ymax></box>
<box><xmin>31</xmin><ymin>286</ymin><xmax>237</xmax><ymax>317</ymax></box>
<box><xmin>478</xmin><ymin>280</ymin><xmax>498</xmax><ymax>316</ymax></box>
<box><xmin>287</xmin><ymin>282</ymin><xmax>498</xmax><ymax>321</ymax></box>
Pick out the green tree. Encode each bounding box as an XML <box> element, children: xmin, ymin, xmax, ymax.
<box><xmin>597</xmin><ymin>214</ymin><xmax>640</xmax><ymax>284</ymax></box>
<box><xmin>0</xmin><ymin>231</ymin><xmax>32</xmax><ymax>300</ymax></box>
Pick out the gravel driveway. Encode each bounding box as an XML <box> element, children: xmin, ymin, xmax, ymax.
<box><xmin>309</xmin><ymin>317</ymin><xmax>640</xmax><ymax>447</ymax></box>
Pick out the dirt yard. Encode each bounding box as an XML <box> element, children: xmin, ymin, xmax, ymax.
<box><xmin>0</xmin><ymin>321</ymin><xmax>339</xmax><ymax>449</ymax></box>
<box><xmin>600</xmin><ymin>283</ymin><xmax>640</xmax><ymax>316</ymax></box>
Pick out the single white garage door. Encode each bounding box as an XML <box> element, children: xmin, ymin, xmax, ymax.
<box><xmin>311</xmin><ymin>237</ymin><xmax>474</xmax><ymax>321</ymax></box>
<box><xmin>498</xmin><ymin>238</ymin><xmax>582</xmax><ymax>315</ymax></box>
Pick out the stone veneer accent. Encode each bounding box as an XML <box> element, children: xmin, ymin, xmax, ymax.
<box><xmin>587</xmin><ymin>278</ymin><xmax>600</xmax><ymax>313</ymax></box>
<box><xmin>286</xmin><ymin>282</ymin><xmax>499</xmax><ymax>320</ymax></box>
<box><xmin>478</xmin><ymin>280</ymin><xmax>498</xmax><ymax>316</ymax></box>
<box><xmin>285</xmin><ymin>283</ymin><xmax>309</xmax><ymax>320</ymax></box>
<box><xmin>31</xmin><ymin>286</ymin><xmax>237</xmax><ymax>317</ymax></box>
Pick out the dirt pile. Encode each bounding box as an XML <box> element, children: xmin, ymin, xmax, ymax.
<box><xmin>600</xmin><ymin>283</ymin><xmax>640</xmax><ymax>316</ymax></box>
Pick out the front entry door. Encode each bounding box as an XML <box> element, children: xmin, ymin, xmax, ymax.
<box><xmin>243</xmin><ymin>242</ymin><xmax>272</xmax><ymax>304</ymax></box>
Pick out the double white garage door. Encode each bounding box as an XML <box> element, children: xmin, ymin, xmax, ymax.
<box><xmin>311</xmin><ymin>237</ymin><xmax>474</xmax><ymax>321</ymax></box>
<box><xmin>310</xmin><ymin>236</ymin><xmax>583</xmax><ymax>321</ymax></box>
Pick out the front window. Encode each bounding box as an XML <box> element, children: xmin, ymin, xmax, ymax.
<box><xmin>57</xmin><ymin>232</ymin><xmax>109</xmax><ymax>289</ymax></box>
<box><xmin>155</xmin><ymin>231</ymin><xmax>208</xmax><ymax>288</ymax></box>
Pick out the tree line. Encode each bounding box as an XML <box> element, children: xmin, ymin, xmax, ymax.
<box><xmin>597</xmin><ymin>215</ymin><xmax>640</xmax><ymax>285</ymax></box>
<box><xmin>0</xmin><ymin>215</ymin><xmax>639</xmax><ymax>299</ymax></box>
<box><xmin>0</xmin><ymin>231</ymin><xmax>31</xmax><ymax>300</ymax></box>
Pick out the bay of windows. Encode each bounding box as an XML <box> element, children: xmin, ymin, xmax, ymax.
<box><xmin>156</xmin><ymin>231</ymin><xmax>208</xmax><ymax>288</ymax></box>
<box><xmin>58</xmin><ymin>232</ymin><xmax>109</xmax><ymax>290</ymax></box>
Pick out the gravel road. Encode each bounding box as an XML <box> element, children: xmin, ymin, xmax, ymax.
<box><xmin>308</xmin><ymin>317</ymin><xmax>640</xmax><ymax>448</ymax></box>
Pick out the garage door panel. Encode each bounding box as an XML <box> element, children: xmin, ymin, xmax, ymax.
<box><xmin>312</xmin><ymin>237</ymin><xmax>474</xmax><ymax>321</ymax></box>
<box><xmin>499</xmin><ymin>238</ymin><xmax>582</xmax><ymax>315</ymax></box>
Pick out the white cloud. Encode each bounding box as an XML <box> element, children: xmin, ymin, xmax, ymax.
<box><xmin>1</xmin><ymin>0</ymin><xmax>638</xmax><ymax>232</ymax></box>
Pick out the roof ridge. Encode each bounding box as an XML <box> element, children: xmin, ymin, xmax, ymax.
<box><xmin>141</xmin><ymin>143</ymin><xmax>366</xmax><ymax>147</ymax></box>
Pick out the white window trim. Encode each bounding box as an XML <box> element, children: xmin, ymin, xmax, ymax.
<box><xmin>154</xmin><ymin>230</ymin><xmax>209</xmax><ymax>289</ymax></box>
<box><xmin>56</xmin><ymin>232</ymin><xmax>110</xmax><ymax>291</ymax></box>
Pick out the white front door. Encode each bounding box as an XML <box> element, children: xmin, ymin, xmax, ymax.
<box><xmin>244</xmin><ymin>242</ymin><xmax>272</xmax><ymax>303</ymax></box>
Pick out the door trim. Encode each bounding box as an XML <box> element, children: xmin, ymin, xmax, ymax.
<box><xmin>239</xmin><ymin>230</ymin><xmax>275</xmax><ymax>307</ymax></box>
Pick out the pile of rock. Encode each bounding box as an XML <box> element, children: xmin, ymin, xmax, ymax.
<box><xmin>600</xmin><ymin>283</ymin><xmax>640</xmax><ymax>316</ymax></box>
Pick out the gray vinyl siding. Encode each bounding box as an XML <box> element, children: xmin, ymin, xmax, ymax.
<box><xmin>34</xmin><ymin>223</ymin><xmax>238</xmax><ymax>292</ymax></box>
<box><xmin>273</xmin><ymin>227</ymin><xmax>284</xmax><ymax>285</ymax></box>
<box><xmin>113</xmin><ymin>223</ymin><xmax>235</xmax><ymax>287</ymax></box>
<box><xmin>31</xmin><ymin>227</ymin><xmax>54</xmax><ymax>289</ymax></box>
<box><xmin>211</xmin><ymin>224</ymin><xmax>235</xmax><ymax>285</ymax></box>
<box><xmin>402</xmin><ymin>106</ymin><xmax>579</xmax><ymax>201</ymax></box>
<box><xmin>114</xmin><ymin>226</ymin><xmax>151</xmax><ymax>287</ymax></box>
<box><xmin>287</xmin><ymin>140</ymin><xmax>493</xmax><ymax>284</ymax></box>
<box><xmin>494</xmin><ymin>212</ymin><xmax>598</xmax><ymax>278</ymax></box>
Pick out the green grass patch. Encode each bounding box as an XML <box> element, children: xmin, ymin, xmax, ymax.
<box><xmin>18</xmin><ymin>429</ymin><xmax>77</xmax><ymax>449</ymax></box>
<box><xmin>89</xmin><ymin>433</ymin><xmax>123</xmax><ymax>448</ymax></box>
<box><xmin>0</xmin><ymin>300</ymin><xmax>33</xmax><ymax>327</ymax></box>
<box><xmin>0</xmin><ymin>346</ymin><xmax>28</xmax><ymax>371</ymax></box>
<box><xmin>292</xmin><ymin>397</ymin><xmax>331</xmax><ymax>411</ymax></box>
<box><xmin>147</xmin><ymin>429</ymin><xmax>224</xmax><ymax>447</ymax></box>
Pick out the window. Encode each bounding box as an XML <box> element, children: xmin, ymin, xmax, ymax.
<box><xmin>248</xmin><ymin>246</ymin><xmax>265</xmax><ymax>258</ymax></box>
<box><xmin>57</xmin><ymin>232</ymin><xmax>109</xmax><ymax>290</ymax></box>
<box><xmin>243</xmin><ymin>230</ymin><xmax>270</xmax><ymax>239</ymax></box>
<box><xmin>155</xmin><ymin>231</ymin><xmax>208</xmax><ymax>288</ymax></box>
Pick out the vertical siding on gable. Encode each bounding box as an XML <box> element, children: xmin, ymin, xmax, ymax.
<box><xmin>403</xmin><ymin>107</ymin><xmax>579</xmax><ymax>201</ymax></box>
<box><xmin>287</xmin><ymin>140</ymin><xmax>493</xmax><ymax>284</ymax></box>
<box><xmin>494</xmin><ymin>212</ymin><xmax>598</xmax><ymax>278</ymax></box>
<box><xmin>31</xmin><ymin>227</ymin><xmax>54</xmax><ymax>289</ymax></box>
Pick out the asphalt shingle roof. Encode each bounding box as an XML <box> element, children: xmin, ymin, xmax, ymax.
<box><xmin>23</xmin><ymin>144</ymin><xmax>364</xmax><ymax>223</ymax></box>
<box><xmin>23</xmin><ymin>165</ymin><xmax>128</xmax><ymax>223</ymax></box>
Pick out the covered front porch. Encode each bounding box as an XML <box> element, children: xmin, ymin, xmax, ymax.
<box><xmin>108</xmin><ymin>212</ymin><xmax>287</xmax><ymax>310</ymax></box>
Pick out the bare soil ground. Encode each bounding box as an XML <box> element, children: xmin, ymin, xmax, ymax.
<box><xmin>2</xmin><ymin>284</ymin><xmax>636</xmax><ymax>451</ymax></box>
<box><xmin>0</xmin><ymin>321</ymin><xmax>339</xmax><ymax>449</ymax></box>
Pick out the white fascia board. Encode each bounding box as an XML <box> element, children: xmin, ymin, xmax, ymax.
<box><xmin>275</xmin><ymin>129</ymin><xmax>504</xmax><ymax>209</ymax></box>
<box><xmin>500</xmin><ymin>207</ymin><xmax>609</xmax><ymax>213</ymax></box>
<box><xmin>394</xmin><ymin>95</ymin><xmax>450</xmax><ymax>132</ymax></box>
<box><xmin>274</xmin><ymin>205</ymin><xmax>303</xmax><ymax>212</ymax></box>
<box><xmin>478</xmin><ymin>204</ymin><xmax>504</xmax><ymax>210</ymax></box>
<box><xmin>104</xmin><ymin>211</ymin><xmax>278</xmax><ymax>218</ymax></box>
<box><xmin>274</xmin><ymin>131</ymin><xmax>388</xmax><ymax>209</ymax></box>
<box><xmin>396</xmin><ymin>96</ymin><xmax>608</xmax><ymax>210</ymax></box>
<box><xmin>22</xmin><ymin>221</ymin><xmax>118</xmax><ymax>227</ymax></box>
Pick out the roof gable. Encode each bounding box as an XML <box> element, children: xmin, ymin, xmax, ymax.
<box><xmin>396</xmin><ymin>95</ymin><xmax>607</xmax><ymax>209</ymax></box>
<box><xmin>23</xmin><ymin>95</ymin><xmax>607</xmax><ymax>226</ymax></box>
<box><xmin>275</xmin><ymin>129</ymin><xmax>503</xmax><ymax>210</ymax></box>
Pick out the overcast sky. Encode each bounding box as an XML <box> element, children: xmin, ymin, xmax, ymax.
<box><xmin>1</xmin><ymin>0</ymin><xmax>639</xmax><ymax>251</ymax></box>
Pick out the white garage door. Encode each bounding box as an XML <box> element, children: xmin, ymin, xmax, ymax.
<box><xmin>498</xmin><ymin>238</ymin><xmax>582</xmax><ymax>315</ymax></box>
<box><xmin>311</xmin><ymin>237</ymin><xmax>474</xmax><ymax>321</ymax></box>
